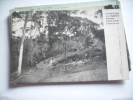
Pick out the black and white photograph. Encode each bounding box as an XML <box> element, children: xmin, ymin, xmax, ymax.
<box><xmin>10</xmin><ymin>9</ymin><xmax>108</xmax><ymax>83</ymax></box>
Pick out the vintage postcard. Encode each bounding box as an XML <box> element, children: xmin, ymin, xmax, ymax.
<box><xmin>10</xmin><ymin>2</ymin><xmax>129</xmax><ymax>84</ymax></box>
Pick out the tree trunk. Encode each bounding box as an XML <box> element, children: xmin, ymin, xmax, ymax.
<box><xmin>58</xmin><ymin>40</ymin><xmax>59</xmax><ymax>54</ymax></box>
<box><xmin>18</xmin><ymin>13</ymin><xmax>29</xmax><ymax>75</ymax></box>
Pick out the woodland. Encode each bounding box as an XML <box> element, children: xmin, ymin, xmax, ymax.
<box><xmin>11</xmin><ymin>10</ymin><xmax>107</xmax><ymax>82</ymax></box>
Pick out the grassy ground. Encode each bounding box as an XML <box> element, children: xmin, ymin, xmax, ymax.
<box><xmin>10</xmin><ymin>59</ymin><xmax>107</xmax><ymax>83</ymax></box>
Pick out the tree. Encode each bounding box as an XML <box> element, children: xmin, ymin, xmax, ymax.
<box><xmin>14</xmin><ymin>11</ymin><xmax>29</xmax><ymax>75</ymax></box>
<box><xmin>12</xmin><ymin>11</ymin><xmax>47</xmax><ymax>74</ymax></box>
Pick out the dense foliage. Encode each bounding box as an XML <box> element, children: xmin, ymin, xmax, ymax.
<box><xmin>11</xmin><ymin>10</ymin><xmax>106</xmax><ymax>73</ymax></box>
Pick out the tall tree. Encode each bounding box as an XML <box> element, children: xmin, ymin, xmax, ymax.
<box><xmin>17</xmin><ymin>12</ymin><xmax>30</xmax><ymax>75</ymax></box>
<box><xmin>12</xmin><ymin>11</ymin><xmax>46</xmax><ymax>74</ymax></box>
